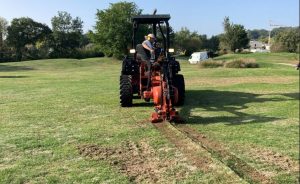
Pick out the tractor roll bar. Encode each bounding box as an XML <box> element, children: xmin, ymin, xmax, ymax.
<box><xmin>131</xmin><ymin>14</ymin><xmax>171</xmax><ymax>51</ymax></box>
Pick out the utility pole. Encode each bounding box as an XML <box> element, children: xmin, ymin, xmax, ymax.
<box><xmin>268</xmin><ymin>20</ymin><xmax>285</xmax><ymax>45</ymax></box>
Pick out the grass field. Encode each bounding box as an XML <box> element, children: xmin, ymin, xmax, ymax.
<box><xmin>0</xmin><ymin>53</ymin><xmax>299</xmax><ymax>183</ymax></box>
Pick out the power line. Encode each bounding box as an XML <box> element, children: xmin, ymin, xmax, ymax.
<box><xmin>268</xmin><ymin>20</ymin><xmax>286</xmax><ymax>45</ymax></box>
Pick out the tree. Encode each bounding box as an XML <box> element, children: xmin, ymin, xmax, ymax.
<box><xmin>220</xmin><ymin>17</ymin><xmax>249</xmax><ymax>52</ymax></box>
<box><xmin>271</xmin><ymin>27</ymin><xmax>300</xmax><ymax>53</ymax></box>
<box><xmin>271</xmin><ymin>27</ymin><xmax>292</xmax><ymax>37</ymax></box>
<box><xmin>6</xmin><ymin>17</ymin><xmax>51</xmax><ymax>61</ymax></box>
<box><xmin>0</xmin><ymin>17</ymin><xmax>8</xmax><ymax>47</ymax></box>
<box><xmin>207</xmin><ymin>35</ymin><xmax>220</xmax><ymax>52</ymax></box>
<box><xmin>52</xmin><ymin>11</ymin><xmax>83</xmax><ymax>33</ymax></box>
<box><xmin>93</xmin><ymin>2</ymin><xmax>141</xmax><ymax>58</ymax></box>
<box><xmin>0</xmin><ymin>17</ymin><xmax>8</xmax><ymax>59</ymax></box>
<box><xmin>247</xmin><ymin>29</ymin><xmax>269</xmax><ymax>40</ymax></box>
<box><xmin>174</xmin><ymin>27</ymin><xmax>191</xmax><ymax>54</ymax></box>
<box><xmin>174</xmin><ymin>27</ymin><xmax>208</xmax><ymax>56</ymax></box>
<box><xmin>51</xmin><ymin>11</ymin><xmax>84</xmax><ymax>57</ymax></box>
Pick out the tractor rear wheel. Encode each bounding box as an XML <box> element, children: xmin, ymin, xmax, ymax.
<box><xmin>120</xmin><ymin>75</ymin><xmax>133</xmax><ymax>107</ymax></box>
<box><xmin>173</xmin><ymin>74</ymin><xmax>185</xmax><ymax>106</ymax></box>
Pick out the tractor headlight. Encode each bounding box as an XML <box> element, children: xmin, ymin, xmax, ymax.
<box><xmin>168</xmin><ymin>48</ymin><xmax>175</xmax><ymax>53</ymax></box>
<box><xmin>129</xmin><ymin>49</ymin><xmax>136</xmax><ymax>54</ymax></box>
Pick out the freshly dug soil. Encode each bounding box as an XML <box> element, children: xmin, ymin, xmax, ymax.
<box><xmin>78</xmin><ymin>139</ymin><xmax>196</xmax><ymax>183</ymax></box>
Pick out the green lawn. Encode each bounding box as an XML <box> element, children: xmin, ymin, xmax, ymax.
<box><xmin>0</xmin><ymin>53</ymin><xmax>299</xmax><ymax>183</ymax></box>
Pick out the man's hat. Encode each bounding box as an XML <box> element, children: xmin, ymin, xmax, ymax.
<box><xmin>147</xmin><ymin>34</ymin><xmax>155</xmax><ymax>39</ymax></box>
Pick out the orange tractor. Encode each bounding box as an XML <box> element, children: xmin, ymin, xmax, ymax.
<box><xmin>120</xmin><ymin>13</ymin><xmax>185</xmax><ymax>123</ymax></box>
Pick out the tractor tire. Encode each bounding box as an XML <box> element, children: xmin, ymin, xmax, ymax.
<box><xmin>120</xmin><ymin>75</ymin><xmax>133</xmax><ymax>107</ymax></box>
<box><xmin>173</xmin><ymin>74</ymin><xmax>185</xmax><ymax>106</ymax></box>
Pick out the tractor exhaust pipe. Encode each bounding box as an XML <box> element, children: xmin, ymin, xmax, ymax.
<box><xmin>153</xmin><ymin>9</ymin><xmax>157</xmax><ymax>15</ymax></box>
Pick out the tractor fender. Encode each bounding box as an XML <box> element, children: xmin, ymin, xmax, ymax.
<box><xmin>122</xmin><ymin>56</ymin><xmax>139</xmax><ymax>75</ymax></box>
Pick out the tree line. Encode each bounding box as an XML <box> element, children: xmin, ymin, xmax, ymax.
<box><xmin>247</xmin><ymin>27</ymin><xmax>300</xmax><ymax>52</ymax></box>
<box><xmin>0</xmin><ymin>2</ymin><xmax>299</xmax><ymax>62</ymax></box>
<box><xmin>0</xmin><ymin>12</ymin><xmax>103</xmax><ymax>62</ymax></box>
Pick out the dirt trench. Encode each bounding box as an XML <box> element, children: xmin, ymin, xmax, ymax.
<box><xmin>153</xmin><ymin>122</ymin><xmax>247</xmax><ymax>183</ymax></box>
<box><xmin>78</xmin><ymin>139</ymin><xmax>197</xmax><ymax>183</ymax></box>
<box><xmin>173</xmin><ymin>123</ymin><xmax>276</xmax><ymax>184</ymax></box>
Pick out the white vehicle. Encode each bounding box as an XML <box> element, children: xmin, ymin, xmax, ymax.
<box><xmin>188</xmin><ymin>52</ymin><xmax>208</xmax><ymax>64</ymax></box>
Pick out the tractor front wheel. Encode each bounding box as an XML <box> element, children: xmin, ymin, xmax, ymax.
<box><xmin>120</xmin><ymin>75</ymin><xmax>133</xmax><ymax>107</ymax></box>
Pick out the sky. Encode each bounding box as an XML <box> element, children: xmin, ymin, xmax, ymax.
<box><xmin>0</xmin><ymin>0</ymin><xmax>299</xmax><ymax>37</ymax></box>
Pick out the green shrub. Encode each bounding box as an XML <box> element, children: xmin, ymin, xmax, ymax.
<box><xmin>270</xmin><ymin>43</ymin><xmax>286</xmax><ymax>53</ymax></box>
<box><xmin>49</xmin><ymin>46</ymin><xmax>104</xmax><ymax>59</ymax></box>
<box><xmin>224</xmin><ymin>58</ymin><xmax>259</xmax><ymax>68</ymax></box>
<box><xmin>0</xmin><ymin>46</ymin><xmax>15</xmax><ymax>62</ymax></box>
<box><xmin>240</xmin><ymin>50</ymin><xmax>252</xmax><ymax>54</ymax></box>
<box><xmin>199</xmin><ymin>59</ymin><xmax>224</xmax><ymax>68</ymax></box>
<box><xmin>199</xmin><ymin>58</ymin><xmax>259</xmax><ymax>68</ymax></box>
<box><xmin>216</xmin><ymin>49</ymin><xmax>228</xmax><ymax>56</ymax></box>
<box><xmin>74</xmin><ymin>48</ymin><xmax>104</xmax><ymax>59</ymax></box>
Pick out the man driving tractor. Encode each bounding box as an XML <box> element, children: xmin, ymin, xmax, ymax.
<box><xmin>142</xmin><ymin>33</ymin><xmax>156</xmax><ymax>60</ymax></box>
<box><xmin>136</xmin><ymin>33</ymin><xmax>156</xmax><ymax>72</ymax></box>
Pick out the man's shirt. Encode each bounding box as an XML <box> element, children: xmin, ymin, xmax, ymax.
<box><xmin>142</xmin><ymin>40</ymin><xmax>154</xmax><ymax>50</ymax></box>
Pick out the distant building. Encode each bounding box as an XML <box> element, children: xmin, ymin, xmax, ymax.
<box><xmin>249</xmin><ymin>40</ymin><xmax>270</xmax><ymax>53</ymax></box>
<box><xmin>250</xmin><ymin>40</ymin><xmax>265</xmax><ymax>49</ymax></box>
